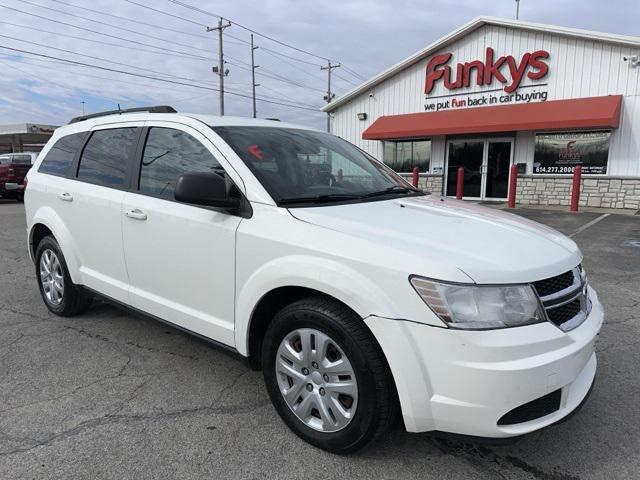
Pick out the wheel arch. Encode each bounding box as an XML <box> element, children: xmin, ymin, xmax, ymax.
<box><xmin>29</xmin><ymin>208</ymin><xmax>82</xmax><ymax>283</ymax></box>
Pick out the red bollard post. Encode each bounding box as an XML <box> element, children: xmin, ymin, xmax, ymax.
<box><xmin>456</xmin><ymin>167</ymin><xmax>464</xmax><ymax>200</ymax></box>
<box><xmin>412</xmin><ymin>166</ymin><xmax>419</xmax><ymax>189</ymax></box>
<box><xmin>508</xmin><ymin>164</ymin><xmax>518</xmax><ymax>209</ymax></box>
<box><xmin>570</xmin><ymin>165</ymin><xmax>582</xmax><ymax>212</ymax></box>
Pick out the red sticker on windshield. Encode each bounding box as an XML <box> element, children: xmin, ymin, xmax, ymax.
<box><xmin>248</xmin><ymin>144</ymin><xmax>263</xmax><ymax>160</ymax></box>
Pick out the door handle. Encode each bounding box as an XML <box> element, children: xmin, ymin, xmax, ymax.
<box><xmin>57</xmin><ymin>192</ymin><xmax>73</xmax><ymax>202</ymax></box>
<box><xmin>125</xmin><ymin>208</ymin><xmax>148</xmax><ymax>221</ymax></box>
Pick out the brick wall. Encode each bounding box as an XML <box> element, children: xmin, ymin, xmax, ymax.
<box><xmin>515</xmin><ymin>175</ymin><xmax>640</xmax><ymax>209</ymax></box>
<box><xmin>401</xmin><ymin>174</ymin><xmax>444</xmax><ymax>194</ymax></box>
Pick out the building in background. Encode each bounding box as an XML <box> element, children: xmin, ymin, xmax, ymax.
<box><xmin>0</xmin><ymin>123</ymin><xmax>58</xmax><ymax>154</ymax></box>
<box><xmin>324</xmin><ymin>17</ymin><xmax>640</xmax><ymax>209</ymax></box>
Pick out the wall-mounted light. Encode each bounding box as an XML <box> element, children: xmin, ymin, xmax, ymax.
<box><xmin>357</xmin><ymin>112</ymin><xmax>367</xmax><ymax>121</ymax></box>
<box><xmin>623</xmin><ymin>55</ymin><xmax>639</xmax><ymax>68</ymax></box>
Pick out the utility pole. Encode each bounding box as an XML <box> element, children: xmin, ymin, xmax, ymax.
<box><xmin>250</xmin><ymin>34</ymin><xmax>260</xmax><ymax>118</ymax></box>
<box><xmin>207</xmin><ymin>18</ymin><xmax>231</xmax><ymax>115</ymax></box>
<box><xmin>515</xmin><ymin>0</ymin><xmax>520</xmax><ymax>19</ymax></box>
<box><xmin>321</xmin><ymin>61</ymin><xmax>341</xmax><ymax>132</ymax></box>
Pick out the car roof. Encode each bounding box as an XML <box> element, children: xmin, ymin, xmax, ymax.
<box><xmin>55</xmin><ymin>112</ymin><xmax>321</xmax><ymax>137</ymax></box>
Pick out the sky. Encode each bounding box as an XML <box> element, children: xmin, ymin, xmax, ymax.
<box><xmin>0</xmin><ymin>0</ymin><xmax>638</xmax><ymax>130</ymax></box>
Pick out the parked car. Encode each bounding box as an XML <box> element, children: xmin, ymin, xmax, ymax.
<box><xmin>0</xmin><ymin>152</ymin><xmax>37</xmax><ymax>202</ymax></box>
<box><xmin>24</xmin><ymin>107</ymin><xmax>603</xmax><ymax>453</ymax></box>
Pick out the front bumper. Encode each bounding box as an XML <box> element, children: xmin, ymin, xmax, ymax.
<box><xmin>365</xmin><ymin>286</ymin><xmax>603</xmax><ymax>437</ymax></box>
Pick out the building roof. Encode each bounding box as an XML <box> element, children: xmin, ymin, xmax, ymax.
<box><xmin>322</xmin><ymin>16</ymin><xmax>640</xmax><ymax>113</ymax></box>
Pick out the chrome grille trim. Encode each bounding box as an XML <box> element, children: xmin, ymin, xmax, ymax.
<box><xmin>532</xmin><ymin>266</ymin><xmax>590</xmax><ymax>332</ymax></box>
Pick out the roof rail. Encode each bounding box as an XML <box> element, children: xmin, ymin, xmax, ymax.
<box><xmin>68</xmin><ymin>105</ymin><xmax>177</xmax><ymax>124</ymax></box>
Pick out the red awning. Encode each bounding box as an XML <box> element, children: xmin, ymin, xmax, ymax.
<box><xmin>362</xmin><ymin>95</ymin><xmax>623</xmax><ymax>140</ymax></box>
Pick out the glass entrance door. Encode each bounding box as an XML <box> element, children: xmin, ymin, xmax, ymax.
<box><xmin>446</xmin><ymin>138</ymin><xmax>514</xmax><ymax>200</ymax></box>
<box><xmin>446</xmin><ymin>140</ymin><xmax>484</xmax><ymax>198</ymax></box>
<box><xmin>484</xmin><ymin>140</ymin><xmax>513</xmax><ymax>200</ymax></box>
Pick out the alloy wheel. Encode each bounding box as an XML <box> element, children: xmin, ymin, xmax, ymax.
<box><xmin>40</xmin><ymin>249</ymin><xmax>64</xmax><ymax>306</ymax></box>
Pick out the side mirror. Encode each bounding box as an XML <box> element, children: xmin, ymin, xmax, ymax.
<box><xmin>174</xmin><ymin>172</ymin><xmax>241</xmax><ymax>210</ymax></box>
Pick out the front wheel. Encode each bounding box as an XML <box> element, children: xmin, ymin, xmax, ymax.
<box><xmin>262</xmin><ymin>296</ymin><xmax>397</xmax><ymax>453</ymax></box>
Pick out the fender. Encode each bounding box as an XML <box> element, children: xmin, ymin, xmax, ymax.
<box><xmin>30</xmin><ymin>206</ymin><xmax>84</xmax><ymax>285</ymax></box>
<box><xmin>234</xmin><ymin>255</ymin><xmax>401</xmax><ymax>356</ymax></box>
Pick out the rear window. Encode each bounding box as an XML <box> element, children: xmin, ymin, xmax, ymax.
<box><xmin>39</xmin><ymin>133</ymin><xmax>86</xmax><ymax>176</ymax></box>
<box><xmin>12</xmin><ymin>155</ymin><xmax>32</xmax><ymax>165</ymax></box>
<box><xmin>77</xmin><ymin>128</ymin><xmax>139</xmax><ymax>188</ymax></box>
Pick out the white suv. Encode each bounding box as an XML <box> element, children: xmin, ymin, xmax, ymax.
<box><xmin>24</xmin><ymin>107</ymin><xmax>603</xmax><ymax>453</ymax></box>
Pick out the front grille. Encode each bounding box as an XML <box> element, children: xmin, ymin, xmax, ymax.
<box><xmin>532</xmin><ymin>265</ymin><xmax>589</xmax><ymax>332</ymax></box>
<box><xmin>532</xmin><ymin>270</ymin><xmax>575</xmax><ymax>297</ymax></box>
<box><xmin>547</xmin><ymin>298</ymin><xmax>581</xmax><ymax>326</ymax></box>
<box><xmin>498</xmin><ymin>389</ymin><xmax>562</xmax><ymax>425</ymax></box>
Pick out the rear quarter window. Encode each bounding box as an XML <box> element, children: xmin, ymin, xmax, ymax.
<box><xmin>38</xmin><ymin>132</ymin><xmax>87</xmax><ymax>176</ymax></box>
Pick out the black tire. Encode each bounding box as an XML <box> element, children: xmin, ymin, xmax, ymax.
<box><xmin>262</xmin><ymin>296</ymin><xmax>397</xmax><ymax>453</ymax></box>
<box><xmin>15</xmin><ymin>191</ymin><xmax>24</xmax><ymax>202</ymax></box>
<box><xmin>35</xmin><ymin>235</ymin><xmax>92</xmax><ymax>316</ymax></box>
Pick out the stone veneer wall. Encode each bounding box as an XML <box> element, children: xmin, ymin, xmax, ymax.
<box><xmin>400</xmin><ymin>174</ymin><xmax>444</xmax><ymax>194</ymax></box>
<box><xmin>515</xmin><ymin>175</ymin><xmax>640</xmax><ymax>210</ymax></box>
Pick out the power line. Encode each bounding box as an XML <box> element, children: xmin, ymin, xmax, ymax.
<box><xmin>0</xmin><ymin>4</ymin><xmax>210</xmax><ymax>60</ymax></box>
<box><xmin>14</xmin><ymin>0</ymin><xmax>213</xmax><ymax>55</ymax></box>
<box><xmin>0</xmin><ymin>33</ymin><xmax>213</xmax><ymax>84</ymax></box>
<box><xmin>332</xmin><ymin>71</ymin><xmax>359</xmax><ymax>87</ymax></box>
<box><xmin>50</xmin><ymin>0</ymin><xmax>211</xmax><ymax>40</ymax></box>
<box><xmin>0</xmin><ymin>45</ymin><xmax>323</xmax><ymax>112</ymax></box>
<box><xmin>341</xmin><ymin>64</ymin><xmax>368</xmax><ymax>82</ymax></box>
<box><xmin>227</xmin><ymin>61</ymin><xmax>325</xmax><ymax>94</ymax></box>
<box><xmin>1</xmin><ymin>54</ymin><xmax>225</xmax><ymax>99</ymax></box>
<box><xmin>168</xmin><ymin>0</ymin><xmax>331</xmax><ymax>62</ymax></box>
<box><xmin>0</xmin><ymin>20</ymin><xmax>213</xmax><ymax>62</ymax></box>
<box><xmin>125</xmin><ymin>0</ymin><xmax>325</xmax><ymax>68</ymax></box>
<box><xmin>224</xmin><ymin>31</ymin><xmax>323</xmax><ymax>67</ymax></box>
<box><xmin>125</xmin><ymin>0</ymin><xmax>207</xmax><ymax>27</ymax></box>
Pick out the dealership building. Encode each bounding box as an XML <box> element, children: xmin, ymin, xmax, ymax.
<box><xmin>0</xmin><ymin>123</ymin><xmax>58</xmax><ymax>155</ymax></box>
<box><xmin>324</xmin><ymin>17</ymin><xmax>640</xmax><ymax>209</ymax></box>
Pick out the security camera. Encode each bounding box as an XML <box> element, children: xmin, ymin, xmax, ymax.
<box><xmin>623</xmin><ymin>55</ymin><xmax>639</xmax><ymax>68</ymax></box>
<box><xmin>369</xmin><ymin>92</ymin><xmax>375</xmax><ymax>98</ymax></box>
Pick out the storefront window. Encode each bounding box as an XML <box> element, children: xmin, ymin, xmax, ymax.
<box><xmin>383</xmin><ymin>139</ymin><xmax>431</xmax><ymax>173</ymax></box>
<box><xmin>533</xmin><ymin>131</ymin><xmax>610</xmax><ymax>174</ymax></box>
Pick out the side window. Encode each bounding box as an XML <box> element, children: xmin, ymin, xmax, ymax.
<box><xmin>139</xmin><ymin>127</ymin><xmax>221</xmax><ymax>200</ymax></box>
<box><xmin>38</xmin><ymin>132</ymin><xmax>86</xmax><ymax>176</ymax></box>
<box><xmin>12</xmin><ymin>155</ymin><xmax>32</xmax><ymax>165</ymax></box>
<box><xmin>77</xmin><ymin>128</ymin><xmax>139</xmax><ymax>187</ymax></box>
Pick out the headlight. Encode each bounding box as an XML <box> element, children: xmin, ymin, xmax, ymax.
<box><xmin>410</xmin><ymin>276</ymin><xmax>545</xmax><ymax>330</ymax></box>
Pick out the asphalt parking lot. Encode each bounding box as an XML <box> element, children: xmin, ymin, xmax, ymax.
<box><xmin>1</xmin><ymin>200</ymin><xmax>639</xmax><ymax>480</ymax></box>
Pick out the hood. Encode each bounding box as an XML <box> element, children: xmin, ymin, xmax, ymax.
<box><xmin>288</xmin><ymin>195</ymin><xmax>582</xmax><ymax>284</ymax></box>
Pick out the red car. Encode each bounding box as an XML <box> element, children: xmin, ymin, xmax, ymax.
<box><xmin>0</xmin><ymin>152</ymin><xmax>37</xmax><ymax>202</ymax></box>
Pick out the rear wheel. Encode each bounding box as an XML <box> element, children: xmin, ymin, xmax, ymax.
<box><xmin>35</xmin><ymin>235</ymin><xmax>92</xmax><ymax>316</ymax></box>
<box><xmin>262</xmin><ymin>296</ymin><xmax>397</xmax><ymax>453</ymax></box>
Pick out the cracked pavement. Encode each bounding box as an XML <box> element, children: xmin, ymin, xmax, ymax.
<box><xmin>1</xmin><ymin>199</ymin><xmax>639</xmax><ymax>479</ymax></box>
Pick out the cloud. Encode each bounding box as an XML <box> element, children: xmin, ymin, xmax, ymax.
<box><xmin>0</xmin><ymin>0</ymin><xmax>637</xmax><ymax>129</ymax></box>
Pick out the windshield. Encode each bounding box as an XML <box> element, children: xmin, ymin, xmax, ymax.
<box><xmin>212</xmin><ymin>126</ymin><xmax>424</xmax><ymax>206</ymax></box>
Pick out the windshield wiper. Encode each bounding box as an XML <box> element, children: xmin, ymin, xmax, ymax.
<box><xmin>362</xmin><ymin>185</ymin><xmax>422</xmax><ymax>198</ymax></box>
<box><xmin>278</xmin><ymin>194</ymin><xmax>363</xmax><ymax>205</ymax></box>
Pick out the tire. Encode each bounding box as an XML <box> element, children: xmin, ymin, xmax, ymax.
<box><xmin>35</xmin><ymin>235</ymin><xmax>92</xmax><ymax>316</ymax></box>
<box><xmin>262</xmin><ymin>296</ymin><xmax>397</xmax><ymax>453</ymax></box>
<box><xmin>15</xmin><ymin>191</ymin><xmax>24</xmax><ymax>202</ymax></box>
